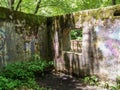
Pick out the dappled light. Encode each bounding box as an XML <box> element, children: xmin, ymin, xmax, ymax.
<box><xmin>0</xmin><ymin>0</ymin><xmax>120</xmax><ymax>90</ymax></box>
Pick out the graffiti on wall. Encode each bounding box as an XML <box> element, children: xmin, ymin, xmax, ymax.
<box><xmin>95</xmin><ymin>19</ymin><xmax>120</xmax><ymax>62</ymax></box>
<box><xmin>24</xmin><ymin>33</ymin><xmax>39</xmax><ymax>55</ymax></box>
<box><xmin>15</xmin><ymin>24</ymin><xmax>39</xmax><ymax>57</ymax></box>
<box><xmin>94</xmin><ymin>19</ymin><xmax>120</xmax><ymax>79</ymax></box>
<box><xmin>0</xmin><ymin>30</ymin><xmax>5</xmax><ymax>50</ymax></box>
<box><xmin>0</xmin><ymin>29</ymin><xmax>6</xmax><ymax>66</ymax></box>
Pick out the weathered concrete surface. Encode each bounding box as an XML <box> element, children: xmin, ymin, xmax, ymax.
<box><xmin>73</xmin><ymin>5</ymin><xmax>120</xmax><ymax>81</ymax></box>
<box><xmin>0</xmin><ymin>7</ymin><xmax>48</xmax><ymax>68</ymax></box>
<box><xmin>47</xmin><ymin>4</ymin><xmax>120</xmax><ymax>82</ymax></box>
<box><xmin>47</xmin><ymin>14</ymin><xmax>75</xmax><ymax>71</ymax></box>
<box><xmin>1</xmin><ymin>4</ymin><xmax>120</xmax><ymax>82</ymax></box>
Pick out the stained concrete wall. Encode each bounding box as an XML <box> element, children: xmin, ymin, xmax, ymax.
<box><xmin>48</xmin><ymin>5</ymin><xmax>120</xmax><ymax>81</ymax></box>
<box><xmin>47</xmin><ymin>14</ymin><xmax>75</xmax><ymax>71</ymax></box>
<box><xmin>1</xmin><ymin>4</ymin><xmax>120</xmax><ymax>81</ymax></box>
<box><xmin>73</xmin><ymin>5</ymin><xmax>120</xmax><ymax>81</ymax></box>
<box><xmin>94</xmin><ymin>19</ymin><xmax>120</xmax><ymax>81</ymax></box>
<box><xmin>0</xmin><ymin>7</ymin><xmax>48</xmax><ymax>68</ymax></box>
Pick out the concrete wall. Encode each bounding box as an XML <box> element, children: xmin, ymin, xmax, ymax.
<box><xmin>47</xmin><ymin>14</ymin><xmax>75</xmax><ymax>71</ymax></box>
<box><xmin>1</xmin><ymin>5</ymin><xmax>120</xmax><ymax>82</ymax></box>
<box><xmin>0</xmin><ymin>20</ymin><xmax>48</xmax><ymax>68</ymax></box>
<box><xmin>49</xmin><ymin>5</ymin><xmax>120</xmax><ymax>81</ymax></box>
<box><xmin>0</xmin><ymin>8</ymin><xmax>48</xmax><ymax>68</ymax></box>
<box><xmin>94</xmin><ymin>19</ymin><xmax>120</xmax><ymax>81</ymax></box>
<box><xmin>73</xmin><ymin>5</ymin><xmax>120</xmax><ymax>81</ymax></box>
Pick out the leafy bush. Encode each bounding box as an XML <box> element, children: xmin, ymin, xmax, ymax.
<box><xmin>0</xmin><ymin>76</ymin><xmax>20</xmax><ymax>90</ymax></box>
<box><xmin>0</xmin><ymin>55</ymin><xmax>54</xmax><ymax>90</ymax></box>
<box><xmin>83</xmin><ymin>75</ymin><xmax>99</xmax><ymax>86</ymax></box>
<box><xmin>1</xmin><ymin>62</ymin><xmax>34</xmax><ymax>81</ymax></box>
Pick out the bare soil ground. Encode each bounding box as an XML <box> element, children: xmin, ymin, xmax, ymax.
<box><xmin>37</xmin><ymin>72</ymin><xmax>107</xmax><ymax>90</ymax></box>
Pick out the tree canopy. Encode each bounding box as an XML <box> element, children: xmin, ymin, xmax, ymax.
<box><xmin>0</xmin><ymin>0</ymin><xmax>120</xmax><ymax>16</ymax></box>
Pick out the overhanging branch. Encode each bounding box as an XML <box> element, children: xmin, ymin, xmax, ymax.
<box><xmin>16</xmin><ymin>0</ymin><xmax>22</xmax><ymax>11</ymax></box>
<box><xmin>34</xmin><ymin>0</ymin><xmax>41</xmax><ymax>14</ymax></box>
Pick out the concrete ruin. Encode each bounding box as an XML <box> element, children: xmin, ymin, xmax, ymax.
<box><xmin>0</xmin><ymin>4</ymin><xmax>120</xmax><ymax>81</ymax></box>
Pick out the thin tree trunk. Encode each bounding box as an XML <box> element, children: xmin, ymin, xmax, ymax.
<box><xmin>34</xmin><ymin>0</ymin><xmax>41</xmax><ymax>14</ymax></box>
<box><xmin>112</xmin><ymin>0</ymin><xmax>116</xmax><ymax>5</ymax></box>
<box><xmin>16</xmin><ymin>0</ymin><xmax>22</xmax><ymax>11</ymax></box>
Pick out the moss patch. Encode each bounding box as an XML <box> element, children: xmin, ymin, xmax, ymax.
<box><xmin>73</xmin><ymin>4</ymin><xmax>120</xmax><ymax>23</ymax></box>
<box><xmin>0</xmin><ymin>7</ymin><xmax>46</xmax><ymax>25</ymax></box>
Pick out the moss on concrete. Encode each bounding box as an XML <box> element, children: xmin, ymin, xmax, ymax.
<box><xmin>0</xmin><ymin>7</ymin><xmax>11</xmax><ymax>19</ymax></box>
<box><xmin>74</xmin><ymin>4</ymin><xmax>120</xmax><ymax>23</ymax></box>
<box><xmin>1</xmin><ymin>4</ymin><xmax>120</xmax><ymax>26</ymax></box>
<box><xmin>0</xmin><ymin>7</ymin><xmax>46</xmax><ymax>25</ymax></box>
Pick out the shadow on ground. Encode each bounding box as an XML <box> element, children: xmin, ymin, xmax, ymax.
<box><xmin>37</xmin><ymin>72</ymin><xmax>105</xmax><ymax>90</ymax></box>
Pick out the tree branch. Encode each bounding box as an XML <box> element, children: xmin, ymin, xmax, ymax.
<box><xmin>16</xmin><ymin>0</ymin><xmax>22</xmax><ymax>11</ymax></box>
<box><xmin>34</xmin><ymin>0</ymin><xmax>41</xmax><ymax>14</ymax></box>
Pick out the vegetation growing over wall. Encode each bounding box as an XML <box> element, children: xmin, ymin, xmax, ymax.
<box><xmin>0</xmin><ymin>7</ymin><xmax>46</xmax><ymax>25</ymax></box>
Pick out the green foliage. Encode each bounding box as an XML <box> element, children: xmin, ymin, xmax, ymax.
<box><xmin>0</xmin><ymin>76</ymin><xmax>20</xmax><ymax>90</ymax></box>
<box><xmin>109</xmin><ymin>76</ymin><xmax>120</xmax><ymax>90</ymax></box>
<box><xmin>0</xmin><ymin>55</ymin><xmax>54</xmax><ymax>90</ymax></box>
<box><xmin>116</xmin><ymin>75</ymin><xmax>120</xmax><ymax>85</ymax></box>
<box><xmin>1</xmin><ymin>0</ymin><xmax>120</xmax><ymax>16</ymax></box>
<box><xmin>102</xmin><ymin>76</ymin><xmax>120</xmax><ymax>90</ymax></box>
<box><xmin>83</xmin><ymin>75</ymin><xmax>99</xmax><ymax>86</ymax></box>
<box><xmin>110</xmin><ymin>85</ymin><xmax>120</xmax><ymax>90</ymax></box>
<box><xmin>1</xmin><ymin>62</ymin><xmax>34</xmax><ymax>81</ymax></box>
<box><xmin>71</xmin><ymin>29</ymin><xmax>82</xmax><ymax>40</ymax></box>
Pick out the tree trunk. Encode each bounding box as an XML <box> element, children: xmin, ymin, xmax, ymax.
<box><xmin>16</xmin><ymin>0</ymin><xmax>22</xmax><ymax>11</ymax></box>
<box><xmin>34</xmin><ymin>0</ymin><xmax>41</xmax><ymax>14</ymax></box>
<box><xmin>112</xmin><ymin>0</ymin><xmax>116</xmax><ymax>5</ymax></box>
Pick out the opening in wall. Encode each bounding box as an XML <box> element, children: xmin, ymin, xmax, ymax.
<box><xmin>70</xmin><ymin>29</ymin><xmax>83</xmax><ymax>52</ymax></box>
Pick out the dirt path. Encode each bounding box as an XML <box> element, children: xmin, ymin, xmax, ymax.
<box><xmin>37</xmin><ymin>72</ymin><xmax>106</xmax><ymax>90</ymax></box>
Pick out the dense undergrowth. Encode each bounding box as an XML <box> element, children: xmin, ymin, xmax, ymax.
<box><xmin>0</xmin><ymin>55</ymin><xmax>54</xmax><ymax>90</ymax></box>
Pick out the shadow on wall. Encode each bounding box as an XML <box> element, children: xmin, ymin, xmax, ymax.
<box><xmin>89</xmin><ymin>27</ymin><xmax>103</xmax><ymax>75</ymax></box>
<box><xmin>63</xmin><ymin>51</ymin><xmax>90</xmax><ymax>77</ymax></box>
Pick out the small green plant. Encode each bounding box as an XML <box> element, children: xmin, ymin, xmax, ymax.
<box><xmin>105</xmin><ymin>76</ymin><xmax>120</xmax><ymax>90</ymax></box>
<box><xmin>84</xmin><ymin>75</ymin><xmax>99</xmax><ymax>86</ymax></box>
<box><xmin>31</xmin><ymin>54</ymin><xmax>41</xmax><ymax>61</ymax></box>
<box><xmin>116</xmin><ymin>76</ymin><xmax>120</xmax><ymax>85</ymax></box>
<box><xmin>109</xmin><ymin>84</ymin><xmax>120</xmax><ymax>90</ymax></box>
<box><xmin>103</xmin><ymin>82</ymin><xmax>110</xmax><ymax>89</ymax></box>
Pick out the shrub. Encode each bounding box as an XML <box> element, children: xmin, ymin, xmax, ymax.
<box><xmin>0</xmin><ymin>76</ymin><xmax>21</xmax><ymax>90</ymax></box>
<box><xmin>0</xmin><ymin>56</ymin><xmax>54</xmax><ymax>90</ymax></box>
<box><xmin>0</xmin><ymin>61</ymin><xmax>34</xmax><ymax>81</ymax></box>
